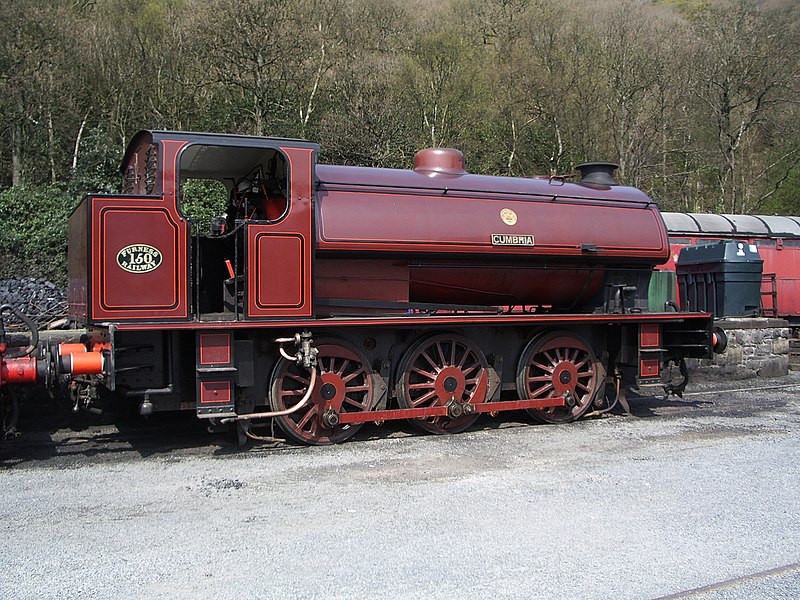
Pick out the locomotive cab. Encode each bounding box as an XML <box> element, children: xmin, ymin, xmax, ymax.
<box><xmin>67</xmin><ymin>130</ymin><xmax>317</xmax><ymax>325</ymax></box>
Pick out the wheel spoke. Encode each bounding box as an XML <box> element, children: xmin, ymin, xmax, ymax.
<box><xmin>320</xmin><ymin>356</ymin><xmax>332</xmax><ymax>375</ymax></box>
<box><xmin>343</xmin><ymin>396</ymin><xmax>369</xmax><ymax>410</ymax></box>
<box><xmin>574</xmin><ymin>356</ymin><xmax>589</xmax><ymax>370</ymax></box>
<box><xmin>433</xmin><ymin>342</ymin><xmax>446</xmax><ymax>367</ymax></box>
<box><xmin>341</xmin><ymin>368</ymin><xmax>365</xmax><ymax>384</ymax></box>
<box><xmin>421</xmin><ymin>349</ymin><xmax>440</xmax><ymax>372</ymax></box>
<box><xmin>462</xmin><ymin>363</ymin><xmax>480</xmax><ymax>378</ymax></box>
<box><xmin>286</xmin><ymin>372</ymin><xmax>310</xmax><ymax>386</ymax></box>
<box><xmin>411</xmin><ymin>366</ymin><xmax>437</xmax><ymax>380</ymax></box>
<box><xmin>294</xmin><ymin>405</ymin><xmax>318</xmax><ymax>430</ymax></box>
<box><xmin>344</xmin><ymin>384</ymin><xmax>369</xmax><ymax>393</ymax></box>
<box><xmin>335</xmin><ymin>359</ymin><xmax>348</xmax><ymax>377</ymax></box>
<box><xmin>410</xmin><ymin>389</ymin><xmax>438</xmax><ymax>407</ymax></box>
<box><xmin>408</xmin><ymin>381</ymin><xmax>435</xmax><ymax>390</ymax></box>
<box><xmin>530</xmin><ymin>382</ymin><xmax>555</xmax><ymax>397</ymax></box>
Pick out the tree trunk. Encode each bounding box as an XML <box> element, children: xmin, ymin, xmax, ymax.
<box><xmin>11</xmin><ymin>119</ymin><xmax>22</xmax><ymax>187</ymax></box>
<box><xmin>48</xmin><ymin>111</ymin><xmax>57</xmax><ymax>184</ymax></box>
<box><xmin>72</xmin><ymin>111</ymin><xmax>90</xmax><ymax>174</ymax></box>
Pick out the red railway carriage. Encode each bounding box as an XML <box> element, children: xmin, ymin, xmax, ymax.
<box><xmin>661</xmin><ymin>212</ymin><xmax>800</xmax><ymax>323</ymax></box>
<box><xmin>1</xmin><ymin>131</ymin><xmax>722</xmax><ymax>444</ymax></box>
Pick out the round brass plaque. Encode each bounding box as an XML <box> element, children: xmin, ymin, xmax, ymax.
<box><xmin>500</xmin><ymin>208</ymin><xmax>518</xmax><ymax>226</ymax></box>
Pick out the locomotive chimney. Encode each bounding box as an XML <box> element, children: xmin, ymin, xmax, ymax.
<box><xmin>576</xmin><ymin>162</ymin><xmax>619</xmax><ymax>186</ymax></box>
<box><xmin>413</xmin><ymin>148</ymin><xmax>467</xmax><ymax>175</ymax></box>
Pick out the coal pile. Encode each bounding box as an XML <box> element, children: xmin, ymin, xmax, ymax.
<box><xmin>0</xmin><ymin>278</ymin><xmax>68</xmax><ymax>331</ymax></box>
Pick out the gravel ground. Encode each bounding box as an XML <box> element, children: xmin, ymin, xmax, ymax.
<box><xmin>1</xmin><ymin>374</ymin><xmax>800</xmax><ymax>600</ymax></box>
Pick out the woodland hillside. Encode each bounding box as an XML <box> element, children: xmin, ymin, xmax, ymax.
<box><xmin>1</xmin><ymin>0</ymin><xmax>798</xmax><ymax>281</ymax></box>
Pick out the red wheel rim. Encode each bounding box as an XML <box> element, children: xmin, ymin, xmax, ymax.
<box><xmin>270</xmin><ymin>340</ymin><xmax>374</xmax><ymax>445</ymax></box>
<box><xmin>516</xmin><ymin>331</ymin><xmax>600</xmax><ymax>424</ymax></box>
<box><xmin>396</xmin><ymin>334</ymin><xmax>488</xmax><ymax>434</ymax></box>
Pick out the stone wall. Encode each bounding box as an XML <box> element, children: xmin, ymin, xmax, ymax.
<box><xmin>688</xmin><ymin>317</ymin><xmax>790</xmax><ymax>379</ymax></box>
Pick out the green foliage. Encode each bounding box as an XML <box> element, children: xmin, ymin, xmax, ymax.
<box><xmin>0</xmin><ymin>185</ymin><xmax>78</xmax><ymax>285</ymax></box>
<box><xmin>180</xmin><ymin>179</ymin><xmax>229</xmax><ymax>235</ymax></box>
<box><xmin>761</xmin><ymin>161</ymin><xmax>800</xmax><ymax>215</ymax></box>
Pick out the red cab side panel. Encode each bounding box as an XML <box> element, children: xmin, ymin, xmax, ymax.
<box><xmin>90</xmin><ymin>200</ymin><xmax>188</xmax><ymax>320</ymax></box>
<box><xmin>83</xmin><ymin>138</ymin><xmax>190</xmax><ymax>322</ymax></box>
<box><xmin>247</xmin><ymin>230</ymin><xmax>306</xmax><ymax>311</ymax></box>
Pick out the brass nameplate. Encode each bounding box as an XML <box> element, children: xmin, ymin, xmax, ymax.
<box><xmin>491</xmin><ymin>234</ymin><xmax>535</xmax><ymax>246</ymax></box>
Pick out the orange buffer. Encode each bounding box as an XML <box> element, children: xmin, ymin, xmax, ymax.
<box><xmin>60</xmin><ymin>350</ymin><xmax>105</xmax><ymax>376</ymax></box>
<box><xmin>57</xmin><ymin>342</ymin><xmax>107</xmax><ymax>376</ymax></box>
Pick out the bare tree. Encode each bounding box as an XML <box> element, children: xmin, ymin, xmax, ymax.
<box><xmin>691</xmin><ymin>0</ymin><xmax>800</xmax><ymax>212</ymax></box>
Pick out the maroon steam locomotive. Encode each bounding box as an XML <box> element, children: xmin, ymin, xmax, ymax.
<box><xmin>0</xmin><ymin>131</ymin><xmax>725</xmax><ymax>444</ymax></box>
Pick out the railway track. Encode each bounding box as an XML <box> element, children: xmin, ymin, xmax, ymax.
<box><xmin>655</xmin><ymin>562</ymin><xmax>800</xmax><ymax>599</ymax></box>
<box><xmin>4</xmin><ymin>373</ymin><xmax>799</xmax><ymax>466</ymax></box>
<box><xmin>680</xmin><ymin>379</ymin><xmax>800</xmax><ymax>396</ymax></box>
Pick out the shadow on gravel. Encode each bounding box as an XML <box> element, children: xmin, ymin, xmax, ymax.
<box><xmin>622</xmin><ymin>389</ymin><xmax>715</xmax><ymax>419</ymax></box>
<box><xmin>1</xmin><ymin>402</ymin><xmax>240</xmax><ymax>467</ymax></box>
<box><xmin>6</xmin><ymin>377</ymin><xmax>789</xmax><ymax>462</ymax></box>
